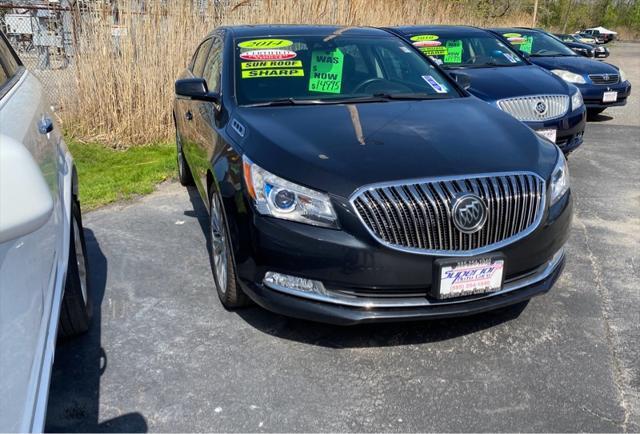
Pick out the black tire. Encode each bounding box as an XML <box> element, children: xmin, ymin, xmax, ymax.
<box><xmin>176</xmin><ymin>125</ymin><xmax>194</xmax><ymax>186</ymax></box>
<box><xmin>208</xmin><ymin>189</ymin><xmax>249</xmax><ymax>309</ymax></box>
<box><xmin>59</xmin><ymin>199</ymin><xmax>91</xmax><ymax>338</ymax></box>
<box><xmin>587</xmin><ymin>108</ymin><xmax>606</xmax><ymax>119</ymax></box>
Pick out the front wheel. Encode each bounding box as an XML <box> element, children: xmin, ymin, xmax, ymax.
<box><xmin>209</xmin><ymin>191</ymin><xmax>249</xmax><ymax>309</ymax></box>
<box><xmin>59</xmin><ymin>199</ymin><xmax>91</xmax><ymax>337</ymax></box>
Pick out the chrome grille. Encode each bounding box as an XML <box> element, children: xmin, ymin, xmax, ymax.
<box><xmin>589</xmin><ymin>74</ymin><xmax>619</xmax><ymax>85</ymax></box>
<box><xmin>351</xmin><ymin>173</ymin><xmax>546</xmax><ymax>254</ymax></box>
<box><xmin>497</xmin><ymin>95</ymin><xmax>569</xmax><ymax>122</ymax></box>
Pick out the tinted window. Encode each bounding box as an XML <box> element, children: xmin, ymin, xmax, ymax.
<box><xmin>203</xmin><ymin>37</ymin><xmax>223</xmax><ymax>91</ymax></box>
<box><xmin>234</xmin><ymin>35</ymin><xmax>458</xmax><ymax>105</ymax></box>
<box><xmin>192</xmin><ymin>38</ymin><xmax>213</xmax><ymax>77</ymax></box>
<box><xmin>501</xmin><ymin>30</ymin><xmax>576</xmax><ymax>57</ymax></box>
<box><xmin>406</xmin><ymin>32</ymin><xmax>525</xmax><ymax>68</ymax></box>
<box><xmin>0</xmin><ymin>33</ymin><xmax>20</xmax><ymax>86</ymax></box>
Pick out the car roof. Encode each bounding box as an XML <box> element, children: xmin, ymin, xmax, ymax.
<box><xmin>390</xmin><ymin>25</ymin><xmax>489</xmax><ymax>37</ymax></box>
<box><xmin>209</xmin><ymin>25</ymin><xmax>391</xmax><ymax>39</ymax></box>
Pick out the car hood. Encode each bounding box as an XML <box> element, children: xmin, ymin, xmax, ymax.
<box><xmin>233</xmin><ymin>97</ymin><xmax>557</xmax><ymax>198</ymax></box>
<box><xmin>530</xmin><ymin>56</ymin><xmax>619</xmax><ymax>74</ymax></box>
<box><xmin>456</xmin><ymin>65</ymin><xmax>570</xmax><ymax>101</ymax></box>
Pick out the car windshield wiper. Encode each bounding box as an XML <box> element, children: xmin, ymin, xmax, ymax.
<box><xmin>245</xmin><ymin>98</ymin><xmax>327</xmax><ymax>107</ymax></box>
<box><xmin>372</xmin><ymin>92</ymin><xmax>450</xmax><ymax>100</ymax></box>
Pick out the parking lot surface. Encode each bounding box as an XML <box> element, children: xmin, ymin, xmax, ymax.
<box><xmin>46</xmin><ymin>43</ymin><xmax>639</xmax><ymax>432</ymax></box>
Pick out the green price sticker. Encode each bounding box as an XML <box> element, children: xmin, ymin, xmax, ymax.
<box><xmin>444</xmin><ymin>40</ymin><xmax>463</xmax><ymax>63</ymax></box>
<box><xmin>309</xmin><ymin>48</ymin><xmax>344</xmax><ymax>94</ymax></box>
<box><xmin>519</xmin><ymin>36</ymin><xmax>533</xmax><ymax>54</ymax></box>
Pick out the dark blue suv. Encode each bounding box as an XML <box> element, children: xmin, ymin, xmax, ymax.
<box><xmin>491</xmin><ymin>28</ymin><xmax>631</xmax><ymax>118</ymax></box>
<box><xmin>389</xmin><ymin>26</ymin><xmax>586</xmax><ymax>154</ymax></box>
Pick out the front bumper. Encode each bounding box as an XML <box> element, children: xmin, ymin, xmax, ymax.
<box><xmin>524</xmin><ymin>107</ymin><xmax>586</xmax><ymax>154</ymax></box>
<box><xmin>577</xmin><ymin>80</ymin><xmax>632</xmax><ymax>109</ymax></box>
<box><xmin>234</xmin><ymin>188</ymin><xmax>573</xmax><ymax>325</ymax></box>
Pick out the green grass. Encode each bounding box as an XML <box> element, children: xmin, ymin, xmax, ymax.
<box><xmin>68</xmin><ymin>139</ymin><xmax>176</xmax><ymax>210</ymax></box>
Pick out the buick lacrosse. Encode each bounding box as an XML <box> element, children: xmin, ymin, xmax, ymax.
<box><xmin>173</xmin><ymin>25</ymin><xmax>572</xmax><ymax>325</ymax></box>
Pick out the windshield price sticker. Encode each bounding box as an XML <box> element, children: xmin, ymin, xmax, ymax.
<box><xmin>422</xmin><ymin>75</ymin><xmax>448</xmax><ymax>93</ymax></box>
<box><xmin>309</xmin><ymin>48</ymin><xmax>344</xmax><ymax>94</ymax></box>
<box><xmin>241</xmin><ymin>60</ymin><xmax>302</xmax><ymax>70</ymax></box>
<box><xmin>238</xmin><ymin>39</ymin><xmax>293</xmax><ymax>49</ymax></box>
<box><xmin>444</xmin><ymin>40</ymin><xmax>463</xmax><ymax>63</ymax></box>
<box><xmin>242</xmin><ymin>69</ymin><xmax>304</xmax><ymax>79</ymax></box>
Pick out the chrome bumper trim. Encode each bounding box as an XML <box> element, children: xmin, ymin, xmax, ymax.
<box><xmin>263</xmin><ymin>248</ymin><xmax>565</xmax><ymax>308</ymax></box>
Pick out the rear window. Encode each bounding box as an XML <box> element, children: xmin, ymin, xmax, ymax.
<box><xmin>233</xmin><ymin>35</ymin><xmax>459</xmax><ymax>105</ymax></box>
<box><xmin>406</xmin><ymin>33</ymin><xmax>525</xmax><ymax>68</ymax></box>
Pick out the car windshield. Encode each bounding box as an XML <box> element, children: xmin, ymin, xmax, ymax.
<box><xmin>405</xmin><ymin>32</ymin><xmax>526</xmax><ymax>68</ymax></box>
<box><xmin>234</xmin><ymin>34</ymin><xmax>459</xmax><ymax>106</ymax></box>
<box><xmin>501</xmin><ymin>30</ymin><xmax>577</xmax><ymax>57</ymax></box>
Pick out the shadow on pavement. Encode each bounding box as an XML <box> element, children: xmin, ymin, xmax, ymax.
<box><xmin>185</xmin><ymin>182</ymin><xmax>529</xmax><ymax>349</ymax></box>
<box><xmin>587</xmin><ymin>112</ymin><xmax>614</xmax><ymax>122</ymax></box>
<box><xmin>45</xmin><ymin>229</ymin><xmax>148</xmax><ymax>433</ymax></box>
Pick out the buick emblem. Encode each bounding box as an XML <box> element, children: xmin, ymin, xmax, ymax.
<box><xmin>603</xmin><ymin>74</ymin><xmax>609</xmax><ymax>81</ymax></box>
<box><xmin>535</xmin><ymin>101</ymin><xmax>547</xmax><ymax>115</ymax></box>
<box><xmin>451</xmin><ymin>193</ymin><xmax>487</xmax><ymax>234</ymax></box>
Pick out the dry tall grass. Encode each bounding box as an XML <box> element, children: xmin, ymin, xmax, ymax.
<box><xmin>63</xmin><ymin>0</ymin><xmax>532</xmax><ymax>147</ymax></box>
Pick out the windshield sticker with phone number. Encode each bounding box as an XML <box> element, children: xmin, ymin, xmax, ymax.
<box><xmin>309</xmin><ymin>48</ymin><xmax>344</xmax><ymax>94</ymax></box>
<box><xmin>422</xmin><ymin>75</ymin><xmax>448</xmax><ymax>93</ymax></box>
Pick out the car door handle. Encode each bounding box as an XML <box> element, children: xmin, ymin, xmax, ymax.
<box><xmin>38</xmin><ymin>118</ymin><xmax>54</xmax><ymax>135</ymax></box>
<box><xmin>185</xmin><ymin>111</ymin><xmax>193</xmax><ymax>121</ymax></box>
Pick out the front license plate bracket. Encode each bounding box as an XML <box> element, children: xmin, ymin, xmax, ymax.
<box><xmin>432</xmin><ymin>255</ymin><xmax>506</xmax><ymax>300</ymax></box>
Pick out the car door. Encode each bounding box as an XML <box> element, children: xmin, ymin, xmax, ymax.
<box><xmin>191</xmin><ymin>34</ymin><xmax>224</xmax><ymax>204</ymax></box>
<box><xmin>0</xmin><ymin>32</ymin><xmax>64</xmax><ymax>432</ymax></box>
<box><xmin>178</xmin><ymin>37</ymin><xmax>213</xmax><ymax>200</ymax></box>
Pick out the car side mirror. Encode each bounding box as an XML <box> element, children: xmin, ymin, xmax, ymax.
<box><xmin>451</xmin><ymin>72</ymin><xmax>472</xmax><ymax>90</ymax></box>
<box><xmin>175</xmin><ymin>78</ymin><xmax>220</xmax><ymax>104</ymax></box>
<box><xmin>0</xmin><ymin>135</ymin><xmax>54</xmax><ymax>243</ymax></box>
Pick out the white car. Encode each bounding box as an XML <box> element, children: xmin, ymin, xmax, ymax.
<box><xmin>0</xmin><ymin>31</ymin><xmax>90</xmax><ymax>432</ymax></box>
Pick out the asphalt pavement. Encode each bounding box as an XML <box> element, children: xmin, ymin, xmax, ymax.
<box><xmin>46</xmin><ymin>43</ymin><xmax>639</xmax><ymax>433</ymax></box>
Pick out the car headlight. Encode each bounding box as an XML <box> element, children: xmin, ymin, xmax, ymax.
<box><xmin>242</xmin><ymin>156</ymin><xmax>338</xmax><ymax>228</ymax></box>
<box><xmin>619</xmin><ymin>68</ymin><xmax>627</xmax><ymax>82</ymax></box>
<box><xmin>551</xmin><ymin>69</ymin><xmax>586</xmax><ymax>84</ymax></box>
<box><xmin>550</xmin><ymin>150</ymin><xmax>570</xmax><ymax>206</ymax></box>
<box><xmin>571</xmin><ymin>89</ymin><xmax>584</xmax><ymax>111</ymax></box>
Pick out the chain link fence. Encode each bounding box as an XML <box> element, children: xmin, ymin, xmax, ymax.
<box><xmin>1</xmin><ymin>3</ymin><xmax>76</xmax><ymax>104</ymax></box>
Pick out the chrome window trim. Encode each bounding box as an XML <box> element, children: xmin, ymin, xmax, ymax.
<box><xmin>263</xmin><ymin>248</ymin><xmax>564</xmax><ymax>308</ymax></box>
<box><xmin>348</xmin><ymin>171</ymin><xmax>547</xmax><ymax>257</ymax></box>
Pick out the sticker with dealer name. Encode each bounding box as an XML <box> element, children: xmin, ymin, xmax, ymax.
<box><xmin>241</xmin><ymin>60</ymin><xmax>302</xmax><ymax>69</ymax></box>
<box><xmin>241</xmin><ymin>68</ymin><xmax>304</xmax><ymax>79</ymax></box>
<box><xmin>239</xmin><ymin>49</ymin><xmax>297</xmax><ymax>61</ymax></box>
<box><xmin>422</xmin><ymin>75</ymin><xmax>448</xmax><ymax>93</ymax></box>
<box><xmin>237</xmin><ymin>39</ymin><xmax>293</xmax><ymax>49</ymax></box>
<box><xmin>503</xmin><ymin>52</ymin><xmax>518</xmax><ymax>63</ymax></box>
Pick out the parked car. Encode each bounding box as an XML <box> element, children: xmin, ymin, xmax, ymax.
<box><xmin>554</xmin><ymin>33</ymin><xmax>609</xmax><ymax>58</ymax></box>
<box><xmin>579</xmin><ymin>30</ymin><xmax>605</xmax><ymax>44</ymax></box>
<box><xmin>0</xmin><ymin>31</ymin><xmax>90</xmax><ymax>432</ymax></box>
<box><xmin>492</xmin><ymin>28</ymin><xmax>632</xmax><ymax>118</ymax></box>
<box><xmin>583</xmin><ymin>28</ymin><xmax>615</xmax><ymax>43</ymax></box>
<box><xmin>573</xmin><ymin>33</ymin><xmax>597</xmax><ymax>44</ymax></box>
<box><xmin>173</xmin><ymin>25</ymin><xmax>572</xmax><ymax>325</ymax></box>
<box><xmin>555</xmin><ymin>33</ymin><xmax>607</xmax><ymax>58</ymax></box>
<box><xmin>387</xmin><ymin>25</ymin><xmax>585</xmax><ymax>154</ymax></box>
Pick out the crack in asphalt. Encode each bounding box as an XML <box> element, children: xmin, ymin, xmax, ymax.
<box><xmin>575</xmin><ymin>213</ymin><xmax>632</xmax><ymax>431</ymax></box>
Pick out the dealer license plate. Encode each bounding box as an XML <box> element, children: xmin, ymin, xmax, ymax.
<box><xmin>536</xmin><ymin>128</ymin><xmax>557</xmax><ymax>143</ymax></box>
<box><xmin>603</xmin><ymin>91</ymin><xmax>618</xmax><ymax>103</ymax></box>
<box><xmin>434</xmin><ymin>257</ymin><xmax>505</xmax><ymax>299</ymax></box>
